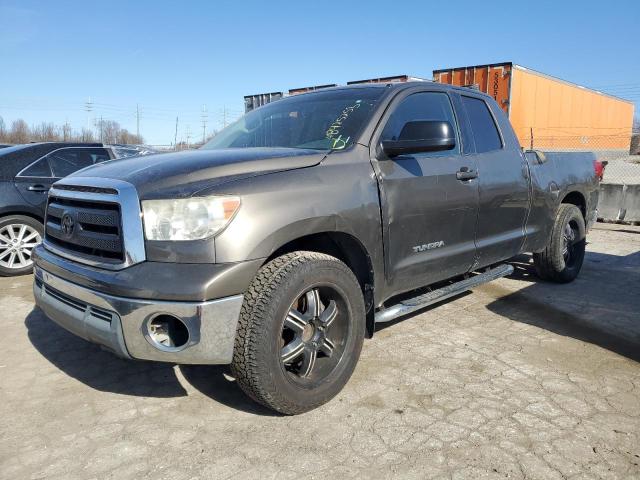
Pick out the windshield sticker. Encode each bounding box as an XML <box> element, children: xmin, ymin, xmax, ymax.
<box><xmin>326</xmin><ymin>101</ymin><xmax>362</xmax><ymax>142</ymax></box>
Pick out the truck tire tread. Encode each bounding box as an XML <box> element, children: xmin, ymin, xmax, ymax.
<box><xmin>533</xmin><ymin>204</ymin><xmax>586</xmax><ymax>283</ymax></box>
<box><xmin>231</xmin><ymin>251</ymin><xmax>364</xmax><ymax>415</ymax></box>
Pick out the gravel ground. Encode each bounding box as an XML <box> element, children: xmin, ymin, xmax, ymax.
<box><xmin>0</xmin><ymin>224</ymin><xmax>639</xmax><ymax>479</ymax></box>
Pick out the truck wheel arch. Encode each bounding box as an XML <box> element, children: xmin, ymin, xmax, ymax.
<box><xmin>560</xmin><ymin>191</ymin><xmax>586</xmax><ymax>219</ymax></box>
<box><xmin>0</xmin><ymin>210</ymin><xmax>44</xmax><ymax>225</ymax></box>
<box><xmin>265</xmin><ymin>231</ymin><xmax>377</xmax><ymax>338</ymax></box>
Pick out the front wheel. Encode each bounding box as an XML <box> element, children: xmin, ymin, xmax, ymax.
<box><xmin>231</xmin><ymin>251</ymin><xmax>366</xmax><ymax>415</ymax></box>
<box><xmin>0</xmin><ymin>215</ymin><xmax>43</xmax><ymax>277</ymax></box>
<box><xmin>533</xmin><ymin>204</ymin><xmax>586</xmax><ymax>283</ymax></box>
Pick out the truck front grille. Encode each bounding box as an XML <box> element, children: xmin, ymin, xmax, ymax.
<box><xmin>45</xmin><ymin>196</ymin><xmax>124</xmax><ymax>263</ymax></box>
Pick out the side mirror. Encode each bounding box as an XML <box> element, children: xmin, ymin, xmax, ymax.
<box><xmin>381</xmin><ymin>120</ymin><xmax>456</xmax><ymax>158</ymax></box>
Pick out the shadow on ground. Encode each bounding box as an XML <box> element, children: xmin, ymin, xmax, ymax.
<box><xmin>377</xmin><ymin>249</ymin><xmax>640</xmax><ymax>363</ymax></box>
<box><xmin>24</xmin><ymin>309</ymin><xmax>277</xmax><ymax>415</ymax></box>
<box><xmin>487</xmin><ymin>250</ymin><xmax>640</xmax><ymax>362</ymax></box>
<box><xmin>24</xmin><ymin>246</ymin><xmax>639</xmax><ymax>411</ymax></box>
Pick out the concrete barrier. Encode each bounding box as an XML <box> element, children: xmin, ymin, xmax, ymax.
<box><xmin>598</xmin><ymin>183</ymin><xmax>640</xmax><ymax>223</ymax></box>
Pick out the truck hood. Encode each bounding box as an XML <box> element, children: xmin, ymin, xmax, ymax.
<box><xmin>70</xmin><ymin>147</ymin><xmax>326</xmax><ymax>199</ymax></box>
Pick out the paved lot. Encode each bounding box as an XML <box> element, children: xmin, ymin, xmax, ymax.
<box><xmin>1</xmin><ymin>224</ymin><xmax>639</xmax><ymax>479</ymax></box>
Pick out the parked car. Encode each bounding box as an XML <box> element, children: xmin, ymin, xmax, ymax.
<box><xmin>107</xmin><ymin>144</ymin><xmax>160</xmax><ymax>159</ymax></box>
<box><xmin>33</xmin><ymin>83</ymin><xmax>601</xmax><ymax>414</ymax></box>
<box><xmin>0</xmin><ymin>142</ymin><xmax>118</xmax><ymax>276</ymax></box>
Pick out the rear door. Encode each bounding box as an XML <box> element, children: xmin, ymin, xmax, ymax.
<box><xmin>14</xmin><ymin>147</ymin><xmax>113</xmax><ymax>216</ymax></box>
<box><xmin>372</xmin><ymin>89</ymin><xmax>480</xmax><ymax>296</ymax></box>
<box><xmin>459</xmin><ymin>94</ymin><xmax>529</xmax><ymax>267</ymax></box>
<box><xmin>13</xmin><ymin>157</ymin><xmax>55</xmax><ymax>215</ymax></box>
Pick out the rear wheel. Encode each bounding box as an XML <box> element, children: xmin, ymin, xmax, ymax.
<box><xmin>231</xmin><ymin>251</ymin><xmax>366</xmax><ymax>415</ymax></box>
<box><xmin>533</xmin><ymin>204</ymin><xmax>586</xmax><ymax>283</ymax></box>
<box><xmin>0</xmin><ymin>216</ymin><xmax>43</xmax><ymax>277</ymax></box>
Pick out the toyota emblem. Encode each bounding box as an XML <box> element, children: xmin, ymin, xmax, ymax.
<box><xmin>61</xmin><ymin>213</ymin><xmax>75</xmax><ymax>237</ymax></box>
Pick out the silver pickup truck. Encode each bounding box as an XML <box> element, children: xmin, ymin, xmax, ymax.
<box><xmin>32</xmin><ymin>82</ymin><xmax>601</xmax><ymax>414</ymax></box>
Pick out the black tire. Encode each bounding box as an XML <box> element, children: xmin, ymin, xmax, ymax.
<box><xmin>533</xmin><ymin>204</ymin><xmax>586</xmax><ymax>283</ymax></box>
<box><xmin>231</xmin><ymin>251</ymin><xmax>366</xmax><ymax>415</ymax></box>
<box><xmin>0</xmin><ymin>215</ymin><xmax>43</xmax><ymax>277</ymax></box>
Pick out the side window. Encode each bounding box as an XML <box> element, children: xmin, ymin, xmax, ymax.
<box><xmin>20</xmin><ymin>158</ymin><xmax>52</xmax><ymax>177</ymax></box>
<box><xmin>461</xmin><ymin>96</ymin><xmax>502</xmax><ymax>153</ymax></box>
<box><xmin>381</xmin><ymin>92</ymin><xmax>460</xmax><ymax>156</ymax></box>
<box><xmin>48</xmin><ymin>148</ymin><xmax>108</xmax><ymax>178</ymax></box>
<box><xmin>88</xmin><ymin>148</ymin><xmax>111</xmax><ymax>164</ymax></box>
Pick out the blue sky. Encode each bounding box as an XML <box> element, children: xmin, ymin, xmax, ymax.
<box><xmin>1</xmin><ymin>0</ymin><xmax>638</xmax><ymax>145</ymax></box>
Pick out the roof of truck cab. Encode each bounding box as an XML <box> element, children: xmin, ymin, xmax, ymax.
<box><xmin>289</xmin><ymin>81</ymin><xmax>492</xmax><ymax>98</ymax></box>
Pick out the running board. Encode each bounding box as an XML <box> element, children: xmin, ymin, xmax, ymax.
<box><xmin>374</xmin><ymin>264</ymin><xmax>514</xmax><ymax>323</ymax></box>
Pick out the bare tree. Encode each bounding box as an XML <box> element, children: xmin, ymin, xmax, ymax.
<box><xmin>62</xmin><ymin>122</ymin><xmax>72</xmax><ymax>141</ymax></box>
<box><xmin>31</xmin><ymin>122</ymin><xmax>61</xmax><ymax>142</ymax></box>
<box><xmin>118</xmin><ymin>128</ymin><xmax>143</xmax><ymax>145</ymax></box>
<box><xmin>79</xmin><ymin>128</ymin><xmax>95</xmax><ymax>143</ymax></box>
<box><xmin>0</xmin><ymin>116</ymin><xmax>144</xmax><ymax>145</ymax></box>
<box><xmin>9</xmin><ymin>119</ymin><xmax>30</xmax><ymax>144</ymax></box>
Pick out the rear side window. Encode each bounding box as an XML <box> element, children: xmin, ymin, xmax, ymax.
<box><xmin>87</xmin><ymin>148</ymin><xmax>111</xmax><ymax>163</ymax></box>
<box><xmin>382</xmin><ymin>92</ymin><xmax>460</xmax><ymax>156</ymax></box>
<box><xmin>462</xmin><ymin>96</ymin><xmax>502</xmax><ymax>153</ymax></box>
<box><xmin>20</xmin><ymin>158</ymin><xmax>52</xmax><ymax>177</ymax></box>
<box><xmin>47</xmin><ymin>148</ymin><xmax>110</xmax><ymax>178</ymax></box>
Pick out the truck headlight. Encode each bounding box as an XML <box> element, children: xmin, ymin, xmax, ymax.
<box><xmin>141</xmin><ymin>196</ymin><xmax>240</xmax><ymax>241</ymax></box>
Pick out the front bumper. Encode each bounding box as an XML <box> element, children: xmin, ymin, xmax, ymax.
<box><xmin>33</xmin><ymin>266</ymin><xmax>244</xmax><ymax>364</ymax></box>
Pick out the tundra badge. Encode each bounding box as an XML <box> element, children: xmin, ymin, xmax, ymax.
<box><xmin>413</xmin><ymin>241</ymin><xmax>445</xmax><ymax>253</ymax></box>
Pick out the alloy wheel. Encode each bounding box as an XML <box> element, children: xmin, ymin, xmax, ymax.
<box><xmin>0</xmin><ymin>224</ymin><xmax>42</xmax><ymax>270</ymax></box>
<box><xmin>280</xmin><ymin>286</ymin><xmax>348</xmax><ymax>384</ymax></box>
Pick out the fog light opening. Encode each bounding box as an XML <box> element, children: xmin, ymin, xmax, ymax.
<box><xmin>147</xmin><ymin>314</ymin><xmax>189</xmax><ymax>351</ymax></box>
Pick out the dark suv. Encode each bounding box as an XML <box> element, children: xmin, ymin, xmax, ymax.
<box><xmin>0</xmin><ymin>142</ymin><xmax>114</xmax><ymax>276</ymax></box>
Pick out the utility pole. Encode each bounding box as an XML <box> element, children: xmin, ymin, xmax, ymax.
<box><xmin>174</xmin><ymin>116</ymin><xmax>179</xmax><ymax>151</ymax></box>
<box><xmin>84</xmin><ymin>97</ymin><xmax>93</xmax><ymax>131</ymax></box>
<box><xmin>99</xmin><ymin>116</ymin><xmax>103</xmax><ymax>142</ymax></box>
<box><xmin>136</xmin><ymin>104</ymin><xmax>140</xmax><ymax>139</ymax></box>
<box><xmin>222</xmin><ymin>106</ymin><xmax>228</xmax><ymax>128</ymax></box>
<box><xmin>201</xmin><ymin>105</ymin><xmax>208</xmax><ymax>144</ymax></box>
<box><xmin>185</xmin><ymin>125</ymin><xmax>192</xmax><ymax>149</ymax></box>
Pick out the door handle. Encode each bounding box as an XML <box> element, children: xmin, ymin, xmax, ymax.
<box><xmin>456</xmin><ymin>168</ymin><xmax>478</xmax><ymax>181</ymax></box>
<box><xmin>27</xmin><ymin>184</ymin><xmax>48</xmax><ymax>192</ymax></box>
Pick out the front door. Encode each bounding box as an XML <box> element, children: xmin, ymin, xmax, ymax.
<box><xmin>372</xmin><ymin>90</ymin><xmax>480</xmax><ymax>296</ymax></box>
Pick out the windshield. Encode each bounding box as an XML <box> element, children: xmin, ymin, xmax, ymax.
<box><xmin>202</xmin><ymin>88</ymin><xmax>383</xmax><ymax>151</ymax></box>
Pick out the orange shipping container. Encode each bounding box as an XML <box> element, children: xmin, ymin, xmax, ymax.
<box><xmin>433</xmin><ymin>62</ymin><xmax>635</xmax><ymax>150</ymax></box>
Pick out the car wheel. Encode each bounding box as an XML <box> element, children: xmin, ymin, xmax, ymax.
<box><xmin>0</xmin><ymin>215</ymin><xmax>43</xmax><ymax>277</ymax></box>
<box><xmin>533</xmin><ymin>204</ymin><xmax>586</xmax><ymax>283</ymax></box>
<box><xmin>231</xmin><ymin>251</ymin><xmax>366</xmax><ymax>415</ymax></box>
